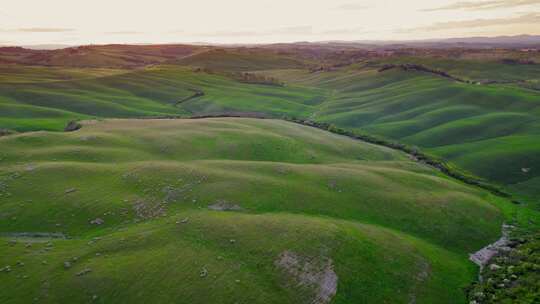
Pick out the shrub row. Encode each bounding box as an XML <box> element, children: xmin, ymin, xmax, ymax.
<box><xmin>283</xmin><ymin>116</ymin><xmax>512</xmax><ymax>198</ymax></box>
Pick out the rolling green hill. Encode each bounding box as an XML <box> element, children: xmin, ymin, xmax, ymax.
<box><xmin>0</xmin><ymin>65</ymin><xmax>323</xmax><ymax>132</ymax></box>
<box><xmin>1</xmin><ymin>46</ymin><xmax>540</xmax><ymax>303</ymax></box>
<box><xmin>1</xmin><ymin>118</ymin><xmax>529</xmax><ymax>304</ymax></box>
<box><xmin>176</xmin><ymin>48</ymin><xmax>307</xmax><ymax>71</ymax></box>
<box><xmin>260</xmin><ymin>64</ymin><xmax>540</xmax><ymax>207</ymax></box>
<box><xmin>1</xmin><ymin>56</ymin><xmax>539</xmax><ymax>206</ymax></box>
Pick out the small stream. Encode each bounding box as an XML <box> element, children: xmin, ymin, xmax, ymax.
<box><xmin>469</xmin><ymin>224</ymin><xmax>514</xmax><ymax>280</ymax></box>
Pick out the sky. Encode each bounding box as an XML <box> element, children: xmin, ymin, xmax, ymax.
<box><xmin>1</xmin><ymin>0</ymin><xmax>539</xmax><ymax>45</ymax></box>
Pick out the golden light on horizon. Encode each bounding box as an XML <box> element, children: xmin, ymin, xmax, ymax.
<box><xmin>1</xmin><ymin>0</ymin><xmax>539</xmax><ymax>46</ymax></box>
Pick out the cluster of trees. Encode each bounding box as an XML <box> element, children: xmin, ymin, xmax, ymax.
<box><xmin>467</xmin><ymin>230</ymin><xmax>540</xmax><ymax>303</ymax></box>
<box><xmin>378</xmin><ymin>63</ymin><xmax>466</xmax><ymax>82</ymax></box>
<box><xmin>232</xmin><ymin>72</ymin><xmax>284</xmax><ymax>86</ymax></box>
<box><xmin>501</xmin><ymin>58</ymin><xmax>536</xmax><ymax>65</ymax></box>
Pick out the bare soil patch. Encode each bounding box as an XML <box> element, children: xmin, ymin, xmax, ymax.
<box><xmin>275</xmin><ymin>250</ymin><xmax>338</xmax><ymax>304</ymax></box>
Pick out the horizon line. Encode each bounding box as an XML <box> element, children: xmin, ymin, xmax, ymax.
<box><xmin>2</xmin><ymin>34</ymin><xmax>539</xmax><ymax>50</ymax></box>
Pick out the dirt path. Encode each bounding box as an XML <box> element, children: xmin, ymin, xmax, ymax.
<box><xmin>275</xmin><ymin>251</ymin><xmax>338</xmax><ymax>304</ymax></box>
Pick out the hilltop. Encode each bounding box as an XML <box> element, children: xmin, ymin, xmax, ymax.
<box><xmin>0</xmin><ymin>44</ymin><xmax>207</xmax><ymax>68</ymax></box>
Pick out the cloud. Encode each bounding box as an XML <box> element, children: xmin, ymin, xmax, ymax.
<box><xmin>14</xmin><ymin>28</ymin><xmax>75</xmax><ymax>33</ymax></box>
<box><xmin>335</xmin><ymin>3</ymin><xmax>371</xmax><ymax>10</ymax></box>
<box><xmin>321</xmin><ymin>27</ymin><xmax>367</xmax><ymax>35</ymax></box>
<box><xmin>167</xmin><ymin>29</ymin><xmax>185</xmax><ymax>34</ymax></box>
<box><xmin>274</xmin><ymin>26</ymin><xmax>313</xmax><ymax>35</ymax></box>
<box><xmin>186</xmin><ymin>26</ymin><xmax>373</xmax><ymax>38</ymax></box>
<box><xmin>423</xmin><ymin>0</ymin><xmax>540</xmax><ymax>11</ymax></box>
<box><xmin>397</xmin><ymin>12</ymin><xmax>540</xmax><ymax>32</ymax></box>
<box><xmin>185</xmin><ymin>26</ymin><xmax>370</xmax><ymax>39</ymax></box>
<box><xmin>193</xmin><ymin>30</ymin><xmax>260</xmax><ymax>37</ymax></box>
<box><xmin>189</xmin><ymin>26</ymin><xmax>314</xmax><ymax>37</ymax></box>
<box><xmin>104</xmin><ymin>31</ymin><xmax>143</xmax><ymax>35</ymax></box>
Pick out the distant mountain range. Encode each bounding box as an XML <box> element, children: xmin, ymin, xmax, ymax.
<box><xmin>2</xmin><ymin>35</ymin><xmax>539</xmax><ymax>50</ymax></box>
<box><xmin>377</xmin><ymin>35</ymin><xmax>540</xmax><ymax>48</ymax></box>
<box><xmin>1</xmin><ymin>34</ymin><xmax>537</xmax><ymax>68</ymax></box>
<box><xmin>294</xmin><ymin>35</ymin><xmax>540</xmax><ymax>49</ymax></box>
<box><xmin>429</xmin><ymin>34</ymin><xmax>540</xmax><ymax>45</ymax></box>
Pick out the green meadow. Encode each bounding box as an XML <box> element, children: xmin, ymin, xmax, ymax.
<box><xmin>1</xmin><ymin>58</ymin><xmax>539</xmax><ymax>206</ymax></box>
<box><xmin>2</xmin><ymin>118</ymin><xmax>534</xmax><ymax>303</ymax></box>
<box><xmin>1</xmin><ymin>48</ymin><xmax>540</xmax><ymax>303</ymax></box>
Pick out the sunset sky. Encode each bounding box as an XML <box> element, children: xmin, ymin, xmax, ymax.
<box><xmin>1</xmin><ymin>0</ymin><xmax>539</xmax><ymax>45</ymax></box>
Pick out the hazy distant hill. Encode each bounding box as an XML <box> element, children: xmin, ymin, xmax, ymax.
<box><xmin>0</xmin><ymin>44</ymin><xmax>208</xmax><ymax>67</ymax></box>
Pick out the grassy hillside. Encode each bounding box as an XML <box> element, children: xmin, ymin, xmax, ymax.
<box><xmin>372</xmin><ymin>56</ymin><xmax>540</xmax><ymax>83</ymax></box>
<box><xmin>1</xmin><ymin>118</ymin><xmax>529</xmax><ymax>303</ymax></box>
<box><xmin>2</xmin><ymin>55</ymin><xmax>540</xmax><ymax>208</ymax></box>
<box><xmin>0</xmin><ymin>65</ymin><xmax>326</xmax><ymax>132</ymax></box>
<box><xmin>262</xmin><ymin>65</ymin><xmax>540</xmax><ymax>207</ymax></box>
<box><xmin>2</xmin><ymin>57</ymin><xmax>540</xmax><ymax>206</ymax></box>
<box><xmin>176</xmin><ymin>48</ymin><xmax>307</xmax><ymax>71</ymax></box>
<box><xmin>2</xmin><ymin>44</ymin><xmax>540</xmax><ymax>303</ymax></box>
